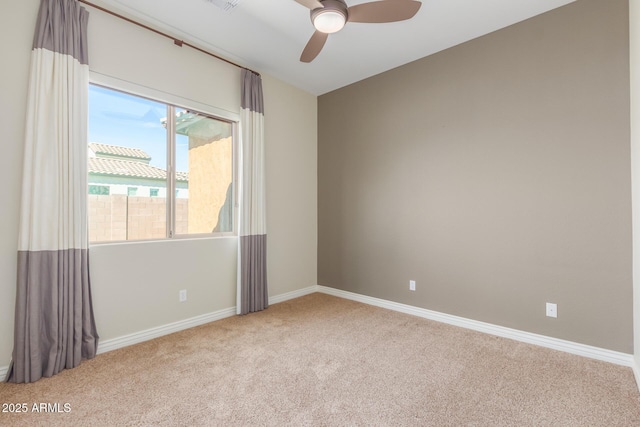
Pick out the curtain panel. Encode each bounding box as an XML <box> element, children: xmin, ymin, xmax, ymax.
<box><xmin>237</xmin><ymin>69</ymin><xmax>268</xmax><ymax>315</ymax></box>
<box><xmin>6</xmin><ymin>0</ymin><xmax>98</xmax><ymax>383</ymax></box>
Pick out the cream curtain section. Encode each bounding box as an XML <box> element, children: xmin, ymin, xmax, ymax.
<box><xmin>6</xmin><ymin>0</ymin><xmax>98</xmax><ymax>383</ymax></box>
<box><xmin>237</xmin><ymin>69</ymin><xmax>268</xmax><ymax>315</ymax></box>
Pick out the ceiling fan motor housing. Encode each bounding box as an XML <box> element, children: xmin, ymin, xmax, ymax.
<box><xmin>311</xmin><ymin>0</ymin><xmax>349</xmax><ymax>33</ymax></box>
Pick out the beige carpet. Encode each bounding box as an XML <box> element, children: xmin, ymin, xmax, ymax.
<box><xmin>1</xmin><ymin>293</ymin><xmax>639</xmax><ymax>426</ymax></box>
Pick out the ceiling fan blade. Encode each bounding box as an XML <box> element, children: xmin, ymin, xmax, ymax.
<box><xmin>347</xmin><ymin>0</ymin><xmax>422</xmax><ymax>23</ymax></box>
<box><xmin>294</xmin><ymin>0</ymin><xmax>324</xmax><ymax>10</ymax></box>
<box><xmin>300</xmin><ymin>30</ymin><xmax>329</xmax><ymax>63</ymax></box>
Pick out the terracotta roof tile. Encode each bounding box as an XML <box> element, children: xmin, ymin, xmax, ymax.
<box><xmin>89</xmin><ymin>142</ymin><xmax>151</xmax><ymax>160</ymax></box>
<box><xmin>88</xmin><ymin>157</ymin><xmax>188</xmax><ymax>182</ymax></box>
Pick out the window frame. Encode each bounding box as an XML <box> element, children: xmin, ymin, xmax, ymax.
<box><xmin>88</xmin><ymin>74</ymin><xmax>239</xmax><ymax>244</ymax></box>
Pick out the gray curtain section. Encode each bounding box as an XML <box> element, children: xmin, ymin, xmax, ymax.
<box><xmin>241</xmin><ymin>69</ymin><xmax>264</xmax><ymax>114</ymax></box>
<box><xmin>8</xmin><ymin>250</ymin><xmax>98</xmax><ymax>383</ymax></box>
<box><xmin>240</xmin><ymin>235</ymin><xmax>269</xmax><ymax>315</ymax></box>
<box><xmin>33</xmin><ymin>0</ymin><xmax>89</xmax><ymax>64</ymax></box>
<box><xmin>239</xmin><ymin>69</ymin><xmax>267</xmax><ymax>315</ymax></box>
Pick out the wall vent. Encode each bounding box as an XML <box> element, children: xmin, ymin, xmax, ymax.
<box><xmin>203</xmin><ymin>0</ymin><xmax>240</xmax><ymax>12</ymax></box>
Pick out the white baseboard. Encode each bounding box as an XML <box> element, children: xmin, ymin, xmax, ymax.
<box><xmin>2</xmin><ymin>285</ymin><xmax>637</xmax><ymax>387</ymax></box>
<box><xmin>268</xmin><ymin>285</ymin><xmax>318</xmax><ymax>305</ymax></box>
<box><xmin>0</xmin><ymin>285</ymin><xmax>319</xmax><ymax>379</ymax></box>
<box><xmin>98</xmin><ymin>285</ymin><xmax>317</xmax><ymax>355</ymax></box>
<box><xmin>97</xmin><ymin>306</ymin><xmax>237</xmax><ymax>354</ymax></box>
<box><xmin>632</xmin><ymin>359</ymin><xmax>640</xmax><ymax>392</ymax></box>
<box><xmin>317</xmin><ymin>285</ymin><xmax>636</xmax><ymax>368</ymax></box>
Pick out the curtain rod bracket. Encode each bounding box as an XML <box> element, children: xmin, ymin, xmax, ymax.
<box><xmin>174</xmin><ymin>39</ymin><xmax>183</xmax><ymax>47</ymax></box>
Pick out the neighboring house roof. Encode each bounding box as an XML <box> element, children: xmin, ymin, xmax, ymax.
<box><xmin>89</xmin><ymin>142</ymin><xmax>152</xmax><ymax>162</ymax></box>
<box><xmin>88</xmin><ymin>157</ymin><xmax>188</xmax><ymax>182</ymax></box>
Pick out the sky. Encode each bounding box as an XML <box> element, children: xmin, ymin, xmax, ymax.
<box><xmin>88</xmin><ymin>84</ymin><xmax>189</xmax><ymax>172</ymax></box>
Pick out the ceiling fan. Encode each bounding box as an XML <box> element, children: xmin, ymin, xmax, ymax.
<box><xmin>295</xmin><ymin>0</ymin><xmax>422</xmax><ymax>63</ymax></box>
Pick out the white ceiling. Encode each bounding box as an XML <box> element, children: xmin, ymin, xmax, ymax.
<box><xmin>100</xmin><ymin>0</ymin><xmax>576</xmax><ymax>95</ymax></box>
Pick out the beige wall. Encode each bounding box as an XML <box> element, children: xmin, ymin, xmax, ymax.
<box><xmin>631</xmin><ymin>0</ymin><xmax>640</xmax><ymax>373</ymax></box>
<box><xmin>0</xmin><ymin>0</ymin><xmax>317</xmax><ymax>368</ymax></box>
<box><xmin>319</xmin><ymin>0</ymin><xmax>632</xmax><ymax>353</ymax></box>
<box><xmin>263</xmin><ymin>74</ymin><xmax>318</xmax><ymax>297</ymax></box>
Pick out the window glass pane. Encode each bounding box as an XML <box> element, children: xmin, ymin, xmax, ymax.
<box><xmin>175</xmin><ymin>109</ymin><xmax>233</xmax><ymax>234</ymax></box>
<box><xmin>88</xmin><ymin>85</ymin><xmax>168</xmax><ymax>242</ymax></box>
<box><xmin>88</xmin><ymin>84</ymin><xmax>235</xmax><ymax>243</ymax></box>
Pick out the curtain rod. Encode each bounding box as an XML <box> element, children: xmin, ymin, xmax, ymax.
<box><xmin>78</xmin><ymin>0</ymin><xmax>259</xmax><ymax>76</ymax></box>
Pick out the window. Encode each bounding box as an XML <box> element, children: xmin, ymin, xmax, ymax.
<box><xmin>88</xmin><ymin>185</ymin><xmax>110</xmax><ymax>195</ymax></box>
<box><xmin>88</xmin><ymin>84</ymin><xmax>235</xmax><ymax>243</ymax></box>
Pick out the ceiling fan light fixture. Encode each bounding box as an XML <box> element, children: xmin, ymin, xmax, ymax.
<box><xmin>299</xmin><ymin>0</ymin><xmax>422</xmax><ymax>63</ymax></box>
<box><xmin>313</xmin><ymin>9</ymin><xmax>346</xmax><ymax>33</ymax></box>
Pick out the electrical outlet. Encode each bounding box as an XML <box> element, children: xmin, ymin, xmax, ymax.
<box><xmin>546</xmin><ymin>302</ymin><xmax>557</xmax><ymax>318</ymax></box>
<box><xmin>409</xmin><ymin>280</ymin><xmax>416</xmax><ymax>291</ymax></box>
<box><xmin>179</xmin><ymin>289</ymin><xmax>187</xmax><ymax>302</ymax></box>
